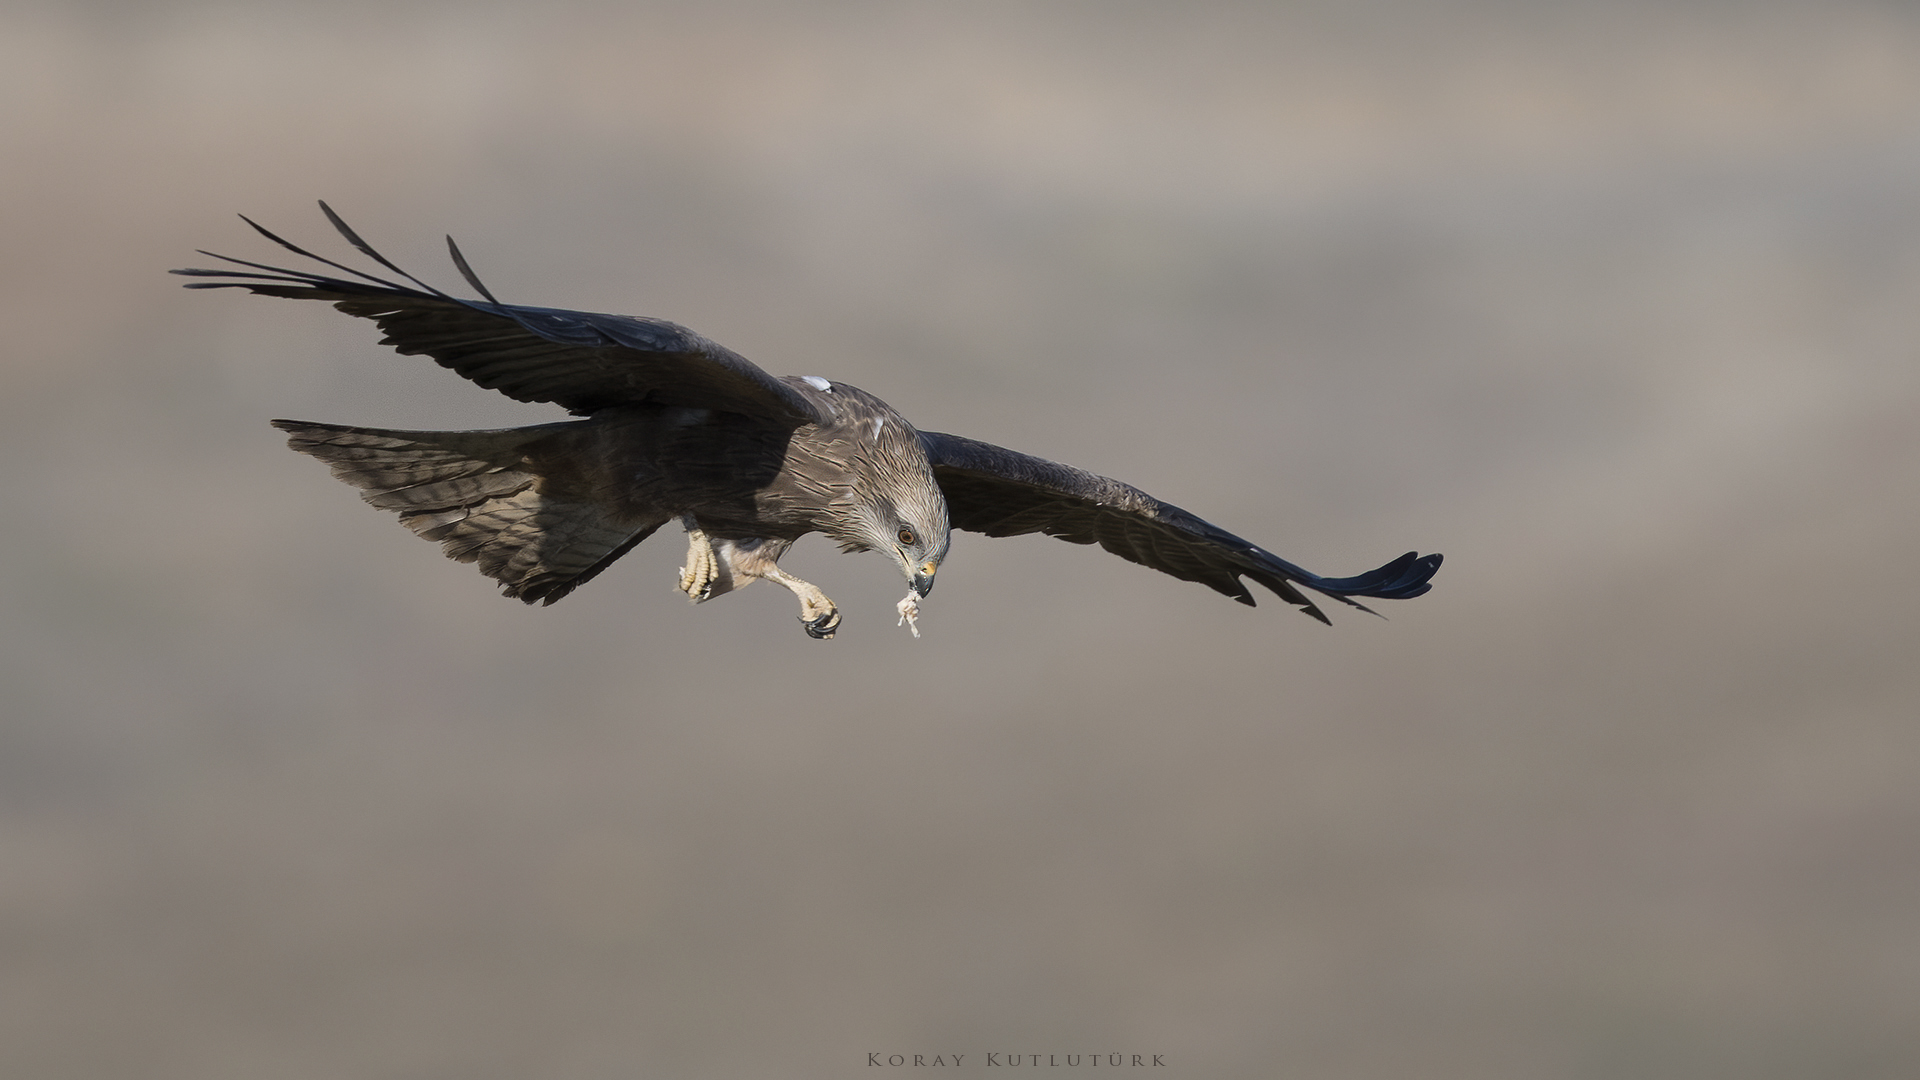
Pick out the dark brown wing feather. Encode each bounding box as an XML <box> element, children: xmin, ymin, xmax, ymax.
<box><xmin>919</xmin><ymin>430</ymin><xmax>1441</xmax><ymax>624</ymax></box>
<box><xmin>173</xmin><ymin>203</ymin><xmax>824</xmax><ymax>425</ymax></box>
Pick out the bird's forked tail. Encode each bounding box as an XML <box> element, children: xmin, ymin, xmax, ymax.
<box><xmin>272</xmin><ymin>419</ymin><xmax>661</xmax><ymax>604</ymax></box>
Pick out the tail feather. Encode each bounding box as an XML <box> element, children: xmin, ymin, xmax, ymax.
<box><xmin>273</xmin><ymin>419</ymin><xmax>660</xmax><ymax>604</ymax></box>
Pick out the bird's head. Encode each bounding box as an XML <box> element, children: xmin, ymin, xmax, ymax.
<box><xmin>830</xmin><ymin>487</ymin><xmax>949</xmax><ymax>598</ymax></box>
<box><xmin>866</xmin><ymin>493</ymin><xmax>949</xmax><ymax>598</ymax></box>
<box><xmin>813</xmin><ymin>392</ymin><xmax>952</xmax><ymax>600</ymax></box>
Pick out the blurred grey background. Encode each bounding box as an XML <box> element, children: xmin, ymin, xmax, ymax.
<box><xmin>3</xmin><ymin>1</ymin><xmax>1918</xmax><ymax>1076</ymax></box>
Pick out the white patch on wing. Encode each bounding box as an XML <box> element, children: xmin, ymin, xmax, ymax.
<box><xmin>800</xmin><ymin>376</ymin><xmax>832</xmax><ymax>392</ymax></box>
<box><xmin>870</xmin><ymin>417</ymin><xmax>886</xmax><ymax>440</ymax></box>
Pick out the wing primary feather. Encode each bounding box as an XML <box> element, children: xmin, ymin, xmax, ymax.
<box><xmin>173</xmin><ymin>248</ymin><xmax>370</xmax><ymax>288</ymax></box>
<box><xmin>189</xmin><ymin>249</ymin><xmax>325</xmax><ymax>275</ymax></box>
<box><xmin>922</xmin><ymin>429</ymin><xmax>1441</xmax><ymax>623</ymax></box>
<box><xmin>316</xmin><ymin>200</ymin><xmax>456</xmax><ymax>300</ymax></box>
<box><xmin>445</xmin><ymin>235</ymin><xmax>503</xmax><ymax>306</ymax></box>
<box><xmin>170</xmin><ymin>264</ymin><xmax>334</xmax><ymax>287</ymax></box>
<box><xmin>235</xmin><ymin>213</ymin><xmax>413</xmax><ymax>292</ymax></box>
<box><xmin>1305</xmin><ymin>551</ymin><xmax>1442</xmax><ymax>600</ymax></box>
<box><xmin>178</xmin><ymin>206</ymin><xmax>826</xmax><ymax>424</ymax></box>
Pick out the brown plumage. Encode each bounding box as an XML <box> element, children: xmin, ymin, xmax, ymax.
<box><xmin>177</xmin><ymin>203</ymin><xmax>1440</xmax><ymax>638</ymax></box>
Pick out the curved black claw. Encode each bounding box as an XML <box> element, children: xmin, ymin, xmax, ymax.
<box><xmin>802</xmin><ymin>611</ymin><xmax>840</xmax><ymax>640</ymax></box>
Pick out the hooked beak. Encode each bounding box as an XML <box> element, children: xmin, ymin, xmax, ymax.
<box><xmin>911</xmin><ymin>561</ymin><xmax>937</xmax><ymax>598</ymax></box>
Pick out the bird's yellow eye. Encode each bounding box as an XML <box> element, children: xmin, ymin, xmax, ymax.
<box><xmin>898</xmin><ymin>527</ymin><xmax>916</xmax><ymax>546</ymax></box>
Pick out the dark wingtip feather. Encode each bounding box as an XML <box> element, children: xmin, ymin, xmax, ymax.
<box><xmin>191</xmin><ymin>213</ymin><xmax>413</xmax><ymax>293</ymax></box>
<box><xmin>1310</xmin><ymin>551</ymin><xmax>1443</xmax><ymax>600</ymax></box>
<box><xmin>317</xmin><ymin>200</ymin><xmax>452</xmax><ymax>299</ymax></box>
<box><xmin>237</xmin><ymin>212</ymin><xmax>382</xmax><ymax>283</ymax></box>
<box><xmin>445</xmin><ymin>235</ymin><xmax>503</xmax><ymax>305</ymax></box>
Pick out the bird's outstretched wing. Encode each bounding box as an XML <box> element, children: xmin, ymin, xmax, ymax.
<box><xmin>919</xmin><ymin>430</ymin><xmax>1441</xmax><ymax>624</ymax></box>
<box><xmin>172</xmin><ymin>202</ymin><xmax>825</xmax><ymax>425</ymax></box>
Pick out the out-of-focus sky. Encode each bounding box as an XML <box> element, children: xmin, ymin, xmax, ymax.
<box><xmin>4</xmin><ymin>2</ymin><xmax>1918</xmax><ymax>1077</ymax></box>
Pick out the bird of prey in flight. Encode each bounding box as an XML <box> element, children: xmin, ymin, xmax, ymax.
<box><xmin>176</xmin><ymin>203</ymin><xmax>1441</xmax><ymax>639</ymax></box>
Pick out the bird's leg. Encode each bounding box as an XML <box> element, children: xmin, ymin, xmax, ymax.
<box><xmin>676</xmin><ymin>524</ymin><xmax>831</xmax><ymax>637</ymax></box>
<box><xmin>758</xmin><ymin>565</ymin><xmax>842</xmax><ymax>640</ymax></box>
<box><xmin>676</xmin><ymin>517</ymin><xmax>729</xmax><ymax>603</ymax></box>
